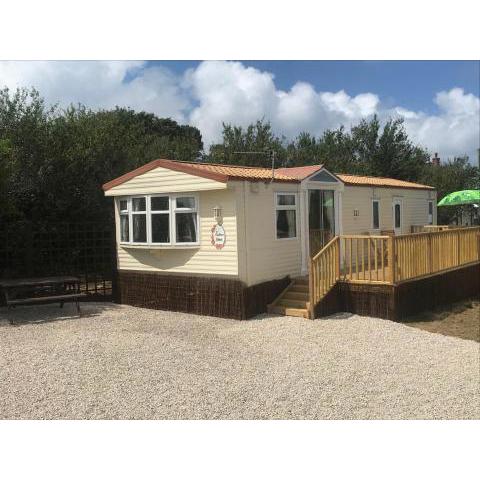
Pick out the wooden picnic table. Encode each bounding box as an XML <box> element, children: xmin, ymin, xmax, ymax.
<box><xmin>0</xmin><ymin>276</ymin><xmax>86</xmax><ymax>324</ymax></box>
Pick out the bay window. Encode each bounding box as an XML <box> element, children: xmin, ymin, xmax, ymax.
<box><xmin>276</xmin><ymin>193</ymin><xmax>297</xmax><ymax>239</ymax></box>
<box><xmin>118</xmin><ymin>194</ymin><xmax>199</xmax><ymax>246</ymax></box>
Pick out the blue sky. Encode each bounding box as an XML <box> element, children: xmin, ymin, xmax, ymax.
<box><xmin>153</xmin><ymin>60</ymin><xmax>479</xmax><ymax>114</ymax></box>
<box><xmin>1</xmin><ymin>60</ymin><xmax>479</xmax><ymax>161</ymax></box>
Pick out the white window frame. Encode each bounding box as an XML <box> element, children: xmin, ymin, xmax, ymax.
<box><xmin>372</xmin><ymin>199</ymin><xmax>380</xmax><ymax>231</ymax></box>
<box><xmin>118</xmin><ymin>193</ymin><xmax>200</xmax><ymax>247</ymax></box>
<box><xmin>275</xmin><ymin>192</ymin><xmax>298</xmax><ymax>241</ymax></box>
<box><xmin>173</xmin><ymin>194</ymin><xmax>200</xmax><ymax>246</ymax></box>
<box><xmin>428</xmin><ymin>200</ymin><xmax>434</xmax><ymax>225</ymax></box>
<box><xmin>119</xmin><ymin>199</ymin><xmax>130</xmax><ymax>243</ymax></box>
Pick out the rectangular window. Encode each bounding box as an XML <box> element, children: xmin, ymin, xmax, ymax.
<box><xmin>428</xmin><ymin>201</ymin><xmax>433</xmax><ymax>225</ymax></box>
<box><xmin>174</xmin><ymin>196</ymin><xmax>198</xmax><ymax>243</ymax></box>
<box><xmin>151</xmin><ymin>196</ymin><xmax>170</xmax><ymax>243</ymax></box>
<box><xmin>119</xmin><ymin>194</ymin><xmax>199</xmax><ymax>246</ymax></box>
<box><xmin>119</xmin><ymin>199</ymin><xmax>129</xmax><ymax>242</ymax></box>
<box><xmin>394</xmin><ymin>203</ymin><xmax>401</xmax><ymax>229</ymax></box>
<box><xmin>276</xmin><ymin>193</ymin><xmax>297</xmax><ymax>239</ymax></box>
<box><xmin>132</xmin><ymin>197</ymin><xmax>147</xmax><ymax>243</ymax></box>
<box><xmin>372</xmin><ymin>200</ymin><xmax>380</xmax><ymax>230</ymax></box>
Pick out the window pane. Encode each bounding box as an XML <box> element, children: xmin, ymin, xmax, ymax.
<box><xmin>132</xmin><ymin>197</ymin><xmax>146</xmax><ymax>212</ymax></box>
<box><xmin>176</xmin><ymin>196</ymin><xmax>195</xmax><ymax>209</ymax></box>
<box><xmin>322</xmin><ymin>191</ymin><xmax>335</xmax><ymax>236</ymax></box>
<box><xmin>394</xmin><ymin>204</ymin><xmax>401</xmax><ymax>229</ymax></box>
<box><xmin>428</xmin><ymin>202</ymin><xmax>433</xmax><ymax>215</ymax></box>
<box><xmin>176</xmin><ymin>212</ymin><xmax>197</xmax><ymax>243</ymax></box>
<box><xmin>151</xmin><ymin>196</ymin><xmax>169</xmax><ymax>211</ymax></box>
<box><xmin>119</xmin><ymin>200</ymin><xmax>128</xmax><ymax>212</ymax></box>
<box><xmin>277</xmin><ymin>194</ymin><xmax>296</xmax><ymax>206</ymax></box>
<box><xmin>373</xmin><ymin>202</ymin><xmax>379</xmax><ymax>229</ymax></box>
<box><xmin>277</xmin><ymin>210</ymin><xmax>296</xmax><ymax>238</ymax></box>
<box><xmin>120</xmin><ymin>214</ymin><xmax>129</xmax><ymax>242</ymax></box>
<box><xmin>133</xmin><ymin>214</ymin><xmax>146</xmax><ymax>242</ymax></box>
<box><xmin>152</xmin><ymin>214</ymin><xmax>170</xmax><ymax>243</ymax></box>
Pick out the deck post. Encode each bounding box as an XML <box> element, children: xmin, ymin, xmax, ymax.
<box><xmin>387</xmin><ymin>235</ymin><xmax>396</xmax><ymax>284</ymax></box>
<box><xmin>427</xmin><ymin>233</ymin><xmax>433</xmax><ymax>275</ymax></box>
<box><xmin>308</xmin><ymin>258</ymin><xmax>314</xmax><ymax>319</ymax></box>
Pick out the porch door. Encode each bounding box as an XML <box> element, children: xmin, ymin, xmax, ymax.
<box><xmin>308</xmin><ymin>190</ymin><xmax>335</xmax><ymax>257</ymax></box>
<box><xmin>392</xmin><ymin>198</ymin><xmax>402</xmax><ymax>235</ymax></box>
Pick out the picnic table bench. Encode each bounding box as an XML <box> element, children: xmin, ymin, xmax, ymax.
<box><xmin>0</xmin><ymin>276</ymin><xmax>86</xmax><ymax>324</ymax></box>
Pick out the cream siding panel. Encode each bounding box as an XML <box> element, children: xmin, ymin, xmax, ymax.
<box><xmin>341</xmin><ymin>186</ymin><xmax>437</xmax><ymax>235</ymax></box>
<box><xmin>116</xmin><ymin>189</ymin><xmax>238</xmax><ymax>275</ymax></box>
<box><xmin>105</xmin><ymin>166</ymin><xmax>226</xmax><ymax>196</ymax></box>
<box><xmin>234</xmin><ymin>181</ymin><xmax>302</xmax><ymax>286</ymax></box>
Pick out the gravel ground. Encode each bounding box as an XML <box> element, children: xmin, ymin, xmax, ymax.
<box><xmin>1</xmin><ymin>302</ymin><xmax>479</xmax><ymax>420</ymax></box>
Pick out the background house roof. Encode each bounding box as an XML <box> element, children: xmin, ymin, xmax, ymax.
<box><xmin>336</xmin><ymin>173</ymin><xmax>435</xmax><ymax>190</ymax></box>
<box><xmin>103</xmin><ymin>159</ymin><xmax>435</xmax><ymax>192</ymax></box>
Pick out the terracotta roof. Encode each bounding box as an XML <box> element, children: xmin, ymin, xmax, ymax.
<box><xmin>336</xmin><ymin>173</ymin><xmax>434</xmax><ymax>190</ymax></box>
<box><xmin>102</xmin><ymin>159</ymin><xmax>299</xmax><ymax>191</ymax></box>
<box><xmin>102</xmin><ymin>158</ymin><xmax>435</xmax><ymax>192</ymax></box>
<box><xmin>275</xmin><ymin>165</ymin><xmax>323</xmax><ymax>180</ymax></box>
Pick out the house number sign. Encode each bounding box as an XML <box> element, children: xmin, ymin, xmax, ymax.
<box><xmin>211</xmin><ymin>224</ymin><xmax>226</xmax><ymax>249</ymax></box>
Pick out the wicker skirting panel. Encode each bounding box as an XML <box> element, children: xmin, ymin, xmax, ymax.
<box><xmin>337</xmin><ymin>283</ymin><xmax>395</xmax><ymax>320</ymax></box>
<box><xmin>324</xmin><ymin>263</ymin><xmax>480</xmax><ymax>321</ymax></box>
<box><xmin>117</xmin><ymin>270</ymin><xmax>289</xmax><ymax>320</ymax></box>
<box><xmin>394</xmin><ymin>263</ymin><xmax>480</xmax><ymax>320</ymax></box>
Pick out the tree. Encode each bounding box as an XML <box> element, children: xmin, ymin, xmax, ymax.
<box><xmin>420</xmin><ymin>156</ymin><xmax>479</xmax><ymax>224</ymax></box>
<box><xmin>208</xmin><ymin>120</ymin><xmax>287</xmax><ymax>167</ymax></box>
<box><xmin>0</xmin><ymin>87</ymin><xmax>203</xmax><ymax>225</ymax></box>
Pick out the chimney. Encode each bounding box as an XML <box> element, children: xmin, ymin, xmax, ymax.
<box><xmin>431</xmin><ymin>153</ymin><xmax>440</xmax><ymax>166</ymax></box>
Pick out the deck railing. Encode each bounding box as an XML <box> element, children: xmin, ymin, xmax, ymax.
<box><xmin>393</xmin><ymin>226</ymin><xmax>480</xmax><ymax>282</ymax></box>
<box><xmin>411</xmin><ymin>225</ymin><xmax>451</xmax><ymax>233</ymax></box>
<box><xmin>309</xmin><ymin>236</ymin><xmax>340</xmax><ymax>317</ymax></box>
<box><xmin>339</xmin><ymin>235</ymin><xmax>391</xmax><ymax>283</ymax></box>
<box><xmin>308</xmin><ymin>226</ymin><xmax>480</xmax><ymax>313</ymax></box>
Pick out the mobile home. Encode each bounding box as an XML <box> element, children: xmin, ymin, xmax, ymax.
<box><xmin>102</xmin><ymin>159</ymin><xmax>453</xmax><ymax>319</ymax></box>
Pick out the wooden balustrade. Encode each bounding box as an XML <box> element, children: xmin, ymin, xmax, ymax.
<box><xmin>309</xmin><ymin>229</ymin><xmax>332</xmax><ymax>257</ymax></box>
<box><xmin>394</xmin><ymin>226</ymin><xmax>480</xmax><ymax>282</ymax></box>
<box><xmin>339</xmin><ymin>235</ymin><xmax>390</xmax><ymax>283</ymax></box>
<box><xmin>308</xmin><ymin>226</ymin><xmax>480</xmax><ymax>314</ymax></box>
<box><xmin>309</xmin><ymin>236</ymin><xmax>340</xmax><ymax>317</ymax></box>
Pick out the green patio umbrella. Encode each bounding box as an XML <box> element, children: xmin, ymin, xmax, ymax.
<box><xmin>437</xmin><ymin>189</ymin><xmax>480</xmax><ymax>207</ymax></box>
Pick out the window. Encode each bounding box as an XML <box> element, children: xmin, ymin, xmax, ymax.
<box><xmin>118</xmin><ymin>194</ymin><xmax>199</xmax><ymax>246</ymax></box>
<box><xmin>132</xmin><ymin>197</ymin><xmax>147</xmax><ymax>243</ymax></box>
<box><xmin>394</xmin><ymin>203</ymin><xmax>401</xmax><ymax>229</ymax></box>
<box><xmin>428</xmin><ymin>201</ymin><xmax>433</xmax><ymax>225</ymax></box>
<box><xmin>372</xmin><ymin>200</ymin><xmax>380</xmax><ymax>230</ymax></box>
<box><xmin>151</xmin><ymin>196</ymin><xmax>170</xmax><ymax>243</ymax></box>
<box><xmin>276</xmin><ymin>193</ymin><xmax>297</xmax><ymax>239</ymax></box>
<box><xmin>174</xmin><ymin>196</ymin><xmax>198</xmax><ymax>243</ymax></box>
<box><xmin>119</xmin><ymin>199</ymin><xmax>129</xmax><ymax>242</ymax></box>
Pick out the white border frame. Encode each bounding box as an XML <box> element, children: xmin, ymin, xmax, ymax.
<box><xmin>274</xmin><ymin>192</ymin><xmax>299</xmax><ymax>241</ymax></box>
<box><xmin>117</xmin><ymin>193</ymin><xmax>200</xmax><ymax>248</ymax></box>
<box><xmin>372</xmin><ymin>198</ymin><xmax>380</xmax><ymax>231</ymax></box>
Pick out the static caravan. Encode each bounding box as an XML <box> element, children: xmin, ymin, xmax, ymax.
<box><xmin>103</xmin><ymin>159</ymin><xmax>437</xmax><ymax>319</ymax></box>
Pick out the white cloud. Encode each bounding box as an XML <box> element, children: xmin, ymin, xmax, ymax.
<box><xmin>394</xmin><ymin>88</ymin><xmax>480</xmax><ymax>161</ymax></box>
<box><xmin>0</xmin><ymin>60</ymin><xmax>478</xmax><ymax>162</ymax></box>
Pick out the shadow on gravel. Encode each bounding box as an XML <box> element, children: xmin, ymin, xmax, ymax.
<box><xmin>0</xmin><ymin>302</ymin><xmax>121</xmax><ymax>326</ymax></box>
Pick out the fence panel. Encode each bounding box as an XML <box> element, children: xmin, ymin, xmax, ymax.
<box><xmin>0</xmin><ymin>221</ymin><xmax>115</xmax><ymax>300</ymax></box>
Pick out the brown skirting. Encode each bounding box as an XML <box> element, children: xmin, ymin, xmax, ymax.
<box><xmin>316</xmin><ymin>263</ymin><xmax>480</xmax><ymax>321</ymax></box>
<box><xmin>117</xmin><ymin>270</ymin><xmax>290</xmax><ymax>320</ymax></box>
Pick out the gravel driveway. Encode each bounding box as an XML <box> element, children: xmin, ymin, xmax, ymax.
<box><xmin>1</xmin><ymin>302</ymin><xmax>479</xmax><ymax>419</ymax></box>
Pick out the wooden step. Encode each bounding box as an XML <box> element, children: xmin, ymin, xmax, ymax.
<box><xmin>268</xmin><ymin>305</ymin><xmax>310</xmax><ymax>318</ymax></box>
<box><xmin>289</xmin><ymin>284</ymin><xmax>309</xmax><ymax>293</ymax></box>
<box><xmin>277</xmin><ymin>299</ymin><xmax>309</xmax><ymax>309</ymax></box>
<box><xmin>293</xmin><ymin>277</ymin><xmax>309</xmax><ymax>285</ymax></box>
<box><xmin>282</xmin><ymin>291</ymin><xmax>309</xmax><ymax>302</ymax></box>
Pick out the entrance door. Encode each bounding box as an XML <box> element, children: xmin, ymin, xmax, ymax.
<box><xmin>308</xmin><ymin>190</ymin><xmax>335</xmax><ymax>256</ymax></box>
<box><xmin>392</xmin><ymin>198</ymin><xmax>402</xmax><ymax>235</ymax></box>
